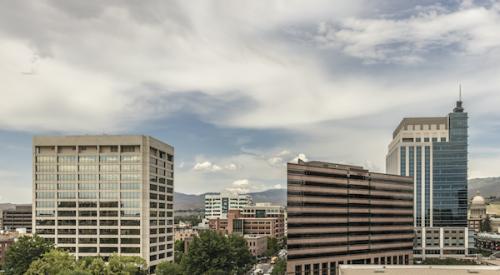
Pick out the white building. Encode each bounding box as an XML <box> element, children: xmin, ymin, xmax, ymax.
<box><xmin>204</xmin><ymin>193</ymin><xmax>252</xmax><ymax>218</ymax></box>
<box><xmin>33</xmin><ymin>135</ymin><xmax>174</xmax><ymax>273</ymax></box>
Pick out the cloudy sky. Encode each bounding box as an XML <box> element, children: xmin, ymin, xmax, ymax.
<box><xmin>1</xmin><ymin>0</ymin><xmax>500</xmax><ymax>203</ymax></box>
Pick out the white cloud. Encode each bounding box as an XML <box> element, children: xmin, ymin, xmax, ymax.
<box><xmin>273</xmin><ymin>184</ymin><xmax>282</xmax><ymax>189</ymax></box>
<box><xmin>290</xmin><ymin>153</ymin><xmax>308</xmax><ymax>163</ymax></box>
<box><xmin>193</xmin><ymin>161</ymin><xmax>222</xmax><ymax>172</ymax></box>
<box><xmin>314</xmin><ymin>2</ymin><xmax>500</xmax><ymax>64</ymax></box>
<box><xmin>225</xmin><ymin>163</ymin><xmax>238</xmax><ymax>170</ymax></box>
<box><xmin>232</xmin><ymin>179</ymin><xmax>249</xmax><ymax>186</ymax></box>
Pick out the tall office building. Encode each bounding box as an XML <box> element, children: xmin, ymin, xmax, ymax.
<box><xmin>204</xmin><ymin>193</ymin><xmax>252</xmax><ymax>218</ymax></box>
<box><xmin>386</xmin><ymin>98</ymin><xmax>470</xmax><ymax>258</ymax></box>
<box><xmin>33</xmin><ymin>135</ymin><xmax>174</xmax><ymax>272</ymax></box>
<box><xmin>287</xmin><ymin>160</ymin><xmax>414</xmax><ymax>275</ymax></box>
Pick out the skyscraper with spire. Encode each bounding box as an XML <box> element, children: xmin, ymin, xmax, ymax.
<box><xmin>386</xmin><ymin>94</ymin><xmax>469</xmax><ymax>258</ymax></box>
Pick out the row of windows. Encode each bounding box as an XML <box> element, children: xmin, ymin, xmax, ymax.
<box><xmin>287</xmin><ymin>190</ymin><xmax>412</xmax><ymax>202</ymax></box>
<box><xmin>287</xmin><ymin>246</ymin><xmax>413</xmax><ymax>260</ymax></box>
<box><xmin>288</xmin><ymin>230</ymin><xmax>415</xmax><ymax>239</ymax></box>
<box><xmin>36</xmin><ymin>191</ymin><xmax>141</xmax><ymax>199</ymax></box>
<box><xmin>36</xmin><ymin>174</ymin><xmax>141</xmax><ymax>181</ymax></box>
<box><xmin>38</xmin><ymin>228</ymin><xmax>140</xmax><ymax>235</ymax></box>
<box><xmin>287</xmin><ymin>180</ymin><xmax>412</xmax><ymax>194</ymax></box>
<box><xmin>287</xmin><ymin>221</ymin><xmax>413</xmax><ymax>228</ymax></box>
<box><xmin>288</xmin><ymin>238</ymin><xmax>414</xmax><ymax>249</ymax></box>
<box><xmin>36</xmin><ymin>155</ymin><xmax>141</xmax><ymax>163</ymax></box>
<box><xmin>288</xmin><ymin>170</ymin><xmax>411</xmax><ymax>185</ymax></box>
<box><xmin>36</xmin><ymin>210</ymin><xmax>141</xmax><ymax>217</ymax></box>
<box><xmin>56</xmin><ymin>246</ymin><xmax>140</xmax><ymax>254</ymax></box>
<box><xmin>287</xmin><ymin>201</ymin><xmax>413</xmax><ymax>210</ymax></box>
<box><xmin>37</xmin><ymin>183</ymin><xmax>141</xmax><ymax>190</ymax></box>
<box><xmin>287</xmin><ymin>212</ymin><xmax>413</xmax><ymax>218</ymax></box>
<box><xmin>53</xmin><ymin>238</ymin><xmax>141</xmax><ymax>244</ymax></box>
<box><xmin>37</xmin><ymin>164</ymin><xmax>142</xmax><ymax>172</ymax></box>
<box><xmin>36</xmin><ymin>219</ymin><xmax>140</xmax><ymax>226</ymax></box>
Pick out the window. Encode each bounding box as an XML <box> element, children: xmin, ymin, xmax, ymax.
<box><xmin>100</xmin><ymin>220</ymin><xmax>118</xmax><ymax>226</ymax></box>
<box><xmin>100</xmin><ymin>192</ymin><xmax>119</xmax><ymax>199</ymax></box>
<box><xmin>121</xmin><ymin>155</ymin><xmax>141</xmax><ymax>162</ymax></box>
<box><xmin>79</xmin><ymin>247</ymin><xmax>97</xmax><ymax>253</ymax></box>
<box><xmin>58</xmin><ymin>156</ymin><xmax>77</xmax><ymax>163</ymax></box>
<box><xmin>121</xmin><ymin>201</ymin><xmax>140</xmax><ymax>208</ymax></box>
<box><xmin>100</xmin><ymin>174</ymin><xmax>119</xmax><ymax>181</ymax></box>
<box><xmin>100</xmin><ymin>211</ymin><xmax>118</xmax><ymax>217</ymax></box>
<box><xmin>79</xmin><ymin>220</ymin><xmax>97</xmax><ymax>226</ymax></box>
<box><xmin>121</xmin><ymin>183</ymin><xmax>140</xmax><ymax>190</ymax></box>
<box><xmin>79</xmin><ymin>192</ymin><xmax>97</xmax><ymax>199</ymax></box>
<box><xmin>79</xmin><ymin>201</ymin><xmax>97</xmax><ymax>208</ymax></box>
<box><xmin>79</xmin><ymin>183</ymin><xmax>98</xmax><ymax>190</ymax></box>
<box><xmin>100</xmin><ymin>201</ymin><xmax>119</xmax><ymax>208</ymax></box>
<box><xmin>59</xmin><ymin>165</ymin><xmax>77</xmax><ymax>172</ymax></box>
<box><xmin>100</xmin><ymin>229</ymin><xmax>118</xmax><ymax>235</ymax></box>
<box><xmin>58</xmin><ymin>192</ymin><xmax>76</xmax><ymax>199</ymax></box>
<box><xmin>121</xmin><ymin>247</ymin><xmax>140</xmax><ymax>254</ymax></box>
<box><xmin>79</xmin><ymin>174</ymin><xmax>98</xmax><ymax>181</ymax></box>
<box><xmin>58</xmin><ymin>174</ymin><xmax>76</xmax><ymax>181</ymax></box>
<box><xmin>36</xmin><ymin>183</ymin><xmax>56</xmax><ymax>190</ymax></box>
<box><xmin>100</xmin><ymin>164</ymin><xmax>119</xmax><ymax>172</ymax></box>
<box><xmin>121</xmin><ymin>192</ymin><xmax>140</xmax><ymax>199</ymax></box>
<box><xmin>100</xmin><ymin>238</ymin><xmax>118</xmax><ymax>244</ymax></box>
<box><xmin>121</xmin><ymin>165</ymin><xmax>141</xmax><ymax>172</ymax></box>
<box><xmin>79</xmin><ymin>156</ymin><xmax>97</xmax><ymax>163</ymax></box>
<box><xmin>100</xmin><ymin>183</ymin><xmax>119</xmax><ymax>190</ymax></box>
<box><xmin>79</xmin><ymin>238</ymin><xmax>97</xmax><ymax>244</ymax></box>
<box><xmin>58</xmin><ymin>183</ymin><xmax>76</xmax><ymax>190</ymax></box>
<box><xmin>37</xmin><ymin>165</ymin><xmax>57</xmax><ymax>172</ymax></box>
<box><xmin>79</xmin><ymin>229</ymin><xmax>97</xmax><ymax>235</ymax></box>
<box><xmin>36</xmin><ymin>201</ymin><xmax>55</xmax><ymax>208</ymax></box>
<box><xmin>79</xmin><ymin>165</ymin><xmax>98</xmax><ymax>172</ymax></box>
<box><xmin>36</xmin><ymin>210</ymin><xmax>55</xmax><ymax>217</ymax></box>
<box><xmin>100</xmin><ymin>155</ymin><xmax>119</xmax><ymax>162</ymax></box>
<box><xmin>100</xmin><ymin>247</ymin><xmax>118</xmax><ymax>253</ymax></box>
<box><xmin>122</xmin><ymin>174</ymin><xmax>141</xmax><ymax>181</ymax></box>
<box><xmin>121</xmin><ymin>220</ymin><xmax>140</xmax><ymax>226</ymax></box>
<box><xmin>37</xmin><ymin>156</ymin><xmax>56</xmax><ymax>163</ymax></box>
<box><xmin>121</xmin><ymin>210</ymin><xmax>140</xmax><ymax>217</ymax></box>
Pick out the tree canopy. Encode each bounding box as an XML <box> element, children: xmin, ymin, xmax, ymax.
<box><xmin>156</xmin><ymin>261</ymin><xmax>184</xmax><ymax>275</ymax></box>
<box><xmin>181</xmin><ymin>231</ymin><xmax>255</xmax><ymax>275</ymax></box>
<box><xmin>4</xmin><ymin>235</ymin><xmax>54</xmax><ymax>275</ymax></box>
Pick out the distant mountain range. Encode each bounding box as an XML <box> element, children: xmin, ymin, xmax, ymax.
<box><xmin>174</xmin><ymin>189</ymin><xmax>287</xmax><ymax>210</ymax></box>
<box><xmin>174</xmin><ymin>177</ymin><xmax>500</xmax><ymax>210</ymax></box>
<box><xmin>468</xmin><ymin>177</ymin><xmax>500</xmax><ymax>200</ymax></box>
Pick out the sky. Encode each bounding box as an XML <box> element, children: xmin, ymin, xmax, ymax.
<box><xmin>1</xmin><ymin>0</ymin><xmax>500</xmax><ymax>203</ymax></box>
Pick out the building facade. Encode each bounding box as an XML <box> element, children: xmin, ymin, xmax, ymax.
<box><xmin>386</xmin><ymin>99</ymin><xmax>470</xmax><ymax>259</ymax></box>
<box><xmin>204</xmin><ymin>193</ymin><xmax>252</xmax><ymax>219</ymax></box>
<box><xmin>0</xmin><ymin>204</ymin><xmax>32</xmax><ymax>232</ymax></box>
<box><xmin>208</xmin><ymin>208</ymin><xmax>285</xmax><ymax>239</ymax></box>
<box><xmin>244</xmin><ymin>235</ymin><xmax>268</xmax><ymax>257</ymax></box>
<box><xmin>287</xmin><ymin>160</ymin><xmax>414</xmax><ymax>275</ymax></box>
<box><xmin>32</xmin><ymin>135</ymin><xmax>174</xmax><ymax>272</ymax></box>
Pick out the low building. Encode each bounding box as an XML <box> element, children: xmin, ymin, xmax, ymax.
<box><xmin>0</xmin><ymin>204</ymin><xmax>32</xmax><ymax>233</ymax></box>
<box><xmin>475</xmin><ymin>232</ymin><xmax>500</xmax><ymax>252</ymax></box>
<box><xmin>208</xmin><ymin>209</ymin><xmax>284</xmax><ymax>239</ymax></box>
<box><xmin>174</xmin><ymin>226</ymin><xmax>198</xmax><ymax>242</ymax></box>
<box><xmin>414</xmin><ymin>227</ymin><xmax>474</xmax><ymax>259</ymax></box>
<box><xmin>469</xmin><ymin>193</ymin><xmax>487</xmax><ymax>233</ymax></box>
<box><xmin>338</xmin><ymin>265</ymin><xmax>500</xmax><ymax>275</ymax></box>
<box><xmin>244</xmin><ymin>235</ymin><xmax>267</xmax><ymax>257</ymax></box>
<box><xmin>491</xmin><ymin>217</ymin><xmax>500</xmax><ymax>233</ymax></box>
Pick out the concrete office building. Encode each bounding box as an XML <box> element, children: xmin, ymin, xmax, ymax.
<box><xmin>204</xmin><ymin>193</ymin><xmax>252</xmax><ymax>218</ymax></box>
<box><xmin>386</xmin><ymin>97</ymin><xmax>471</xmax><ymax>259</ymax></box>
<box><xmin>32</xmin><ymin>135</ymin><xmax>174</xmax><ymax>272</ymax></box>
<box><xmin>0</xmin><ymin>204</ymin><xmax>32</xmax><ymax>232</ymax></box>
<box><xmin>287</xmin><ymin>160</ymin><xmax>414</xmax><ymax>275</ymax></box>
<box><xmin>244</xmin><ymin>235</ymin><xmax>268</xmax><ymax>256</ymax></box>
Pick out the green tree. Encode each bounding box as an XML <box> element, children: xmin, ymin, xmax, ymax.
<box><xmin>481</xmin><ymin>216</ymin><xmax>492</xmax><ymax>232</ymax></box>
<box><xmin>227</xmin><ymin>234</ymin><xmax>256</xmax><ymax>274</ymax></box>
<box><xmin>181</xmin><ymin>231</ymin><xmax>254</xmax><ymax>274</ymax></box>
<box><xmin>25</xmin><ymin>249</ymin><xmax>80</xmax><ymax>275</ymax></box>
<box><xmin>78</xmin><ymin>256</ymin><xmax>106</xmax><ymax>275</ymax></box>
<box><xmin>181</xmin><ymin>231</ymin><xmax>231</xmax><ymax>274</ymax></box>
<box><xmin>266</xmin><ymin>237</ymin><xmax>280</xmax><ymax>257</ymax></box>
<box><xmin>156</xmin><ymin>261</ymin><xmax>184</xmax><ymax>275</ymax></box>
<box><xmin>174</xmin><ymin>239</ymin><xmax>185</xmax><ymax>263</ymax></box>
<box><xmin>106</xmin><ymin>254</ymin><xmax>147</xmax><ymax>275</ymax></box>
<box><xmin>271</xmin><ymin>258</ymin><xmax>286</xmax><ymax>275</ymax></box>
<box><xmin>4</xmin><ymin>235</ymin><xmax>54</xmax><ymax>275</ymax></box>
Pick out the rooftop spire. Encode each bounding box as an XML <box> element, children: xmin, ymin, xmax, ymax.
<box><xmin>454</xmin><ymin>84</ymin><xmax>464</xmax><ymax>112</ymax></box>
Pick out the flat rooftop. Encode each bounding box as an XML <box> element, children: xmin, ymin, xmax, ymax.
<box><xmin>339</xmin><ymin>265</ymin><xmax>500</xmax><ymax>275</ymax></box>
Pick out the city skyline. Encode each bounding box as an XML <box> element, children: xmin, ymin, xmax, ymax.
<box><xmin>2</xmin><ymin>1</ymin><xmax>500</xmax><ymax>203</ymax></box>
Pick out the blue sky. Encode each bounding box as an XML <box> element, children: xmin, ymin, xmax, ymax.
<box><xmin>1</xmin><ymin>0</ymin><xmax>500</xmax><ymax>203</ymax></box>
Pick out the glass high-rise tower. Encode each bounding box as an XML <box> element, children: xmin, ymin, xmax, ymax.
<box><xmin>386</xmin><ymin>97</ymin><xmax>469</xmax><ymax>258</ymax></box>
